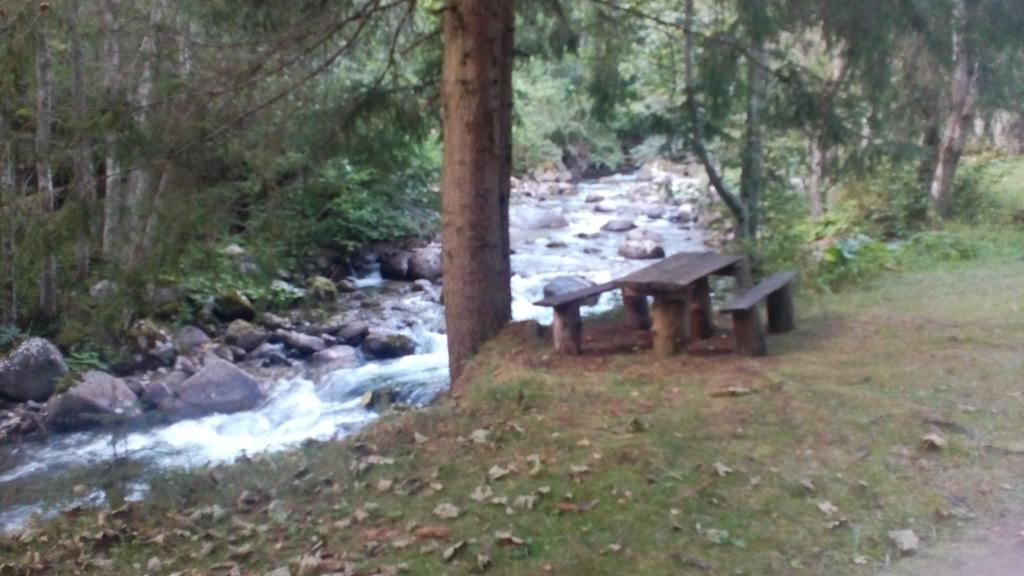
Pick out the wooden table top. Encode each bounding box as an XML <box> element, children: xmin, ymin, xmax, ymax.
<box><xmin>614</xmin><ymin>251</ymin><xmax>744</xmax><ymax>293</ymax></box>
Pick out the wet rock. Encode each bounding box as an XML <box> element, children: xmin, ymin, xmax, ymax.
<box><xmin>336</xmin><ymin>278</ymin><xmax>359</xmax><ymax>293</ymax></box>
<box><xmin>409</xmin><ymin>247</ymin><xmax>443</xmax><ymax>281</ymax></box>
<box><xmin>543</xmin><ymin>276</ymin><xmax>600</xmax><ymax>306</ymax></box>
<box><xmin>309</xmin><ymin>346</ymin><xmax>360</xmax><ymax>381</ymax></box>
<box><xmin>511</xmin><ymin>210</ymin><xmax>570</xmax><ymax>230</ymax></box>
<box><xmin>671</xmin><ymin>204</ymin><xmax>697</xmax><ymax>224</ymax></box>
<box><xmin>585</xmin><ymin>193</ymin><xmax>604</xmax><ymax>204</ymax></box>
<box><xmin>594</xmin><ymin>202</ymin><xmax>617</xmax><ymax>214</ymax></box>
<box><xmin>337</xmin><ymin>322</ymin><xmax>370</xmax><ymax>346</ymax></box>
<box><xmin>583</xmin><ymin>247</ymin><xmax>602</xmax><ymax>255</ymax></box>
<box><xmin>411</xmin><ymin>279</ymin><xmax>433</xmax><ymax>293</ymax></box>
<box><xmin>158</xmin><ymin>358</ymin><xmax>265</xmax><ymax>419</ymax></box>
<box><xmin>0</xmin><ymin>338</ymin><xmax>68</xmax><ymax>402</ymax></box>
<box><xmin>362</xmin><ymin>332</ymin><xmax>416</xmax><ymax>360</ymax></box>
<box><xmin>0</xmin><ymin>406</ymin><xmax>42</xmax><ymax>444</ymax></box>
<box><xmin>269</xmin><ymin>280</ymin><xmax>305</xmax><ymax>302</ymax></box>
<box><xmin>214</xmin><ymin>289</ymin><xmax>256</xmax><ymax>322</ymax></box>
<box><xmin>174</xmin><ymin>325</ymin><xmax>210</xmax><ymax>353</ymax></box>
<box><xmin>601</xmin><ymin>218</ymin><xmax>637</xmax><ymax>233</ymax></box>
<box><xmin>47</xmin><ymin>371</ymin><xmax>141</xmax><ymax>432</ymax></box>
<box><xmin>618</xmin><ymin>240</ymin><xmax>666</xmax><ymax>260</ymax></box>
<box><xmin>546</xmin><ymin>241</ymin><xmax>568</xmax><ymax>249</ymax></box>
<box><xmin>273</xmin><ymin>330</ymin><xmax>326</xmax><ymax>357</ymax></box>
<box><xmin>123</xmin><ymin>320</ymin><xmax>177</xmax><ymax>371</ymax></box>
<box><xmin>307</xmin><ymin>276</ymin><xmax>338</xmax><ymax>302</ymax></box>
<box><xmin>226</xmin><ymin>320</ymin><xmax>269</xmax><ymax>352</ymax></box>
<box><xmin>576</xmin><ymin>232</ymin><xmax>601</xmax><ymax>240</ymax></box>
<box><xmin>643</xmin><ymin>205</ymin><xmax>666</xmax><ymax>219</ymax></box>
<box><xmin>260</xmin><ymin>312</ymin><xmax>292</xmax><ymax>331</ymax></box>
<box><xmin>249</xmin><ymin>342</ymin><xmax>290</xmax><ymax>367</ymax></box>
<box><xmin>140</xmin><ymin>371</ymin><xmax>188</xmax><ymax>409</ymax></box>
<box><xmin>380</xmin><ymin>252</ymin><xmax>412</xmax><ymax>280</ymax></box>
<box><xmin>627</xmin><ymin>228</ymin><xmax>666</xmax><ymax>243</ymax></box>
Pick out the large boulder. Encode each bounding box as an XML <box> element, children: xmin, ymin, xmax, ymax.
<box><xmin>380</xmin><ymin>252</ymin><xmax>412</xmax><ymax>280</ymax></box>
<box><xmin>601</xmin><ymin>218</ymin><xmax>637</xmax><ymax>233</ymax></box>
<box><xmin>511</xmin><ymin>210</ymin><xmax>570</xmax><ymax>231</ymax></box>
<box><xmin>46</xmin><ymin>371</ymin><xmax>141</xmax><ymax>432</ymax></box>
<box><xmin>226</xmin><ymin>320</ymin><xmax>269</xmax><ymax>352</ymax></box>
<box><xmin>214</xmin><ymin>289</ymin><xmax>256</xmax><ymax>322</ymax></box>
<box><xmin>0</xmin><ymin>338</ymin><xmax>68</xmax><ymax>402</ymax></box>
<box><xmin>158</xmin><ymin>358</ymin><xmax>265</xmax><ymax>419</ymax></box>
<box><xmin>619</xmin><ymin>240</ymin><xmax>666</xmax><ymax>260</ymax></box>
<box><xmin>307</xmin><ymin>276</ymin><xmax>338</xmax><ymax>302</ymax></box>
<box><xmin>309</xmin><ymin>346</ymin><xmax>360</xmax><ymax>382</ymax></box>
<box><xmin>543</xmin><ymin>276</ymin><xmax>601</xmax><ymax>306</ymax></box>
<box><xmin>361</xmin><ymin>332</ymin><xmax>416</xmax><ymax>360</ymax></box>
<box><xmin>408</xmin><ymin>247</ymin><xmax>443</xmax><ymax>281</ymax></box>
<box><xmin>174</xmin><ymin>325</ymin><xmax>210</xmax><ymax>353</ymax></box>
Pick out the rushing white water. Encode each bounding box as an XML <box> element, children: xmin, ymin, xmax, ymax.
<box><xmin>0</xmin><ymin>173</ymin><xmax>705</xmax><ymax>532</ymax></box>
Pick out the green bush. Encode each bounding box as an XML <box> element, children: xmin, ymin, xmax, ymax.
<box><xmin>813</xmin><ymin>234</ymin><xmax>897</xmax><ymax>290</ymax></box>
<box><xmin>949</xmin><ymin>157</ymin><xmax>1007</xmax><ymax>225</ymax></box>
<box><xmin>897</xmin><ymin>231</ymin><xmax>980</xmax><ymax>266</ymax></box>
<box><xmin>830</xmin><ymin>163</ymin><xmax>929</xmax><ymax>239</ymax></box>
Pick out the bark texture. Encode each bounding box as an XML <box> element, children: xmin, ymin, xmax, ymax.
<box><xmin>35</xmin><ymin>26</ymin><xmax>57</xmax><ymax>319</ymax></box>
<box><xmin>929</xmin><ymin>0</ymin><xmax>978</xmax><ymax>219</ymax></box>
<box><xmin>440</xmin><ymin>0</ymin><xmax>514</xmax><ymax>385</ymax></box>
<box><xmin>0</xmin><ymin>111</ymin><xmax>16</xmax><ymax>325</ymax></box>
<box><xmin>70</xmin><ymin>0</ymin><xmax>97</xmax><ymax>278</ymax></box>
<box><xmin>102</xmin><ymin>0</ymin><xmax>123</xmax><ymax>259</ymax></box>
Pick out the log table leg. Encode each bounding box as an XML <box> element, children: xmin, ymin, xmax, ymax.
<box><xmin>552</xmin><ymin>303</ymin><xmax>583</xmax><ymax>355</ymax></box>
<box><xmin>766</xmin><ymin>282</ymin><xmax>795</xmax><ymax>333</ymax></box>
<box><xmin>622</xmin><ymin>288</ymin><xmax>651</xmax><ymax>330</ymax></box>
<box><xmin>731</xmin><ymin>308</ymin><xmax>767</xmax><ymax>356</ymax></box>
<box><xmin>651</xmin><ymin>294</ymin><xmax>689</xmax><ymax>358</ymax></box>
<box><xmin>689</xmin><ymin>277</ymin><xmax>714</xmax><ymax>339</ymax></box>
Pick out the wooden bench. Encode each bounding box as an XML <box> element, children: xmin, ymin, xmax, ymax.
<box><xmin>720</xmin><ymin>272</ymin><xmax>796</xmax><ymax>356</ymax></box>
<box><xmin>534</xmin><ymin>282</ymin><xmax>617</xmax><ymax>355</ymax></box>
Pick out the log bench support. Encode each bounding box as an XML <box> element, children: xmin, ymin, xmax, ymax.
<box><xmin>651</xmin><ymin>292</ymin><xmax>690</xmax><ymax>358</ymax></box>
<box><xmin>622</xmin><ymin>287</ymin><xmax>652</xmax><ymax>330</ymax></box>
<box><xmin>720</xmin><ymin>272</ymin><xmax>796</xmax><ymax>357</ymax></box>
<box><xmin>534</xmin><ymin>282</ymin><xmax>616</xmax><ymax>355</ymax></box>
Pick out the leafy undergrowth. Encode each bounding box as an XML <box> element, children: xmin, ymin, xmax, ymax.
<box><xmin>3</xmin><ymin>246</ymin><xmax>1024</xmax><ymax>575</ymax></box>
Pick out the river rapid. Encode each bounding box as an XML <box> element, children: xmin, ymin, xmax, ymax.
<box><xmin>0</xmin><ymin>171</ymin><xmax>707</xmax><ymax>532</ymax></box>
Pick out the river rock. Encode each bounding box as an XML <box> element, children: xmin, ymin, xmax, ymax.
<box><xmin>601</xmin><ymin>218</ymin><xmax>637</xmax><ymax>232</ymax></box>
<box><xmin>627</xmin><ymin>228</ymin><xmax>666</xmax><ymax>243</ymax></box>
<box><xmin>226</xmin><ymin>320</ymin><xmax>268</xmax><ymax>352</ymax></box>
<box><xmin>643</xmin><ymin>205</ymin><xmax>666</xmax><ymax>219</ymax></box>
<box><xmin>0</xmin><ymin>338</ymin><xmax>68</xmax><ymax>402</ymax></box>
<box><xmin>594</xmin><ymin>202</ymin><xmax>617</xmax><ymax>214</ymax></box>
<box><xmin>140</xmin><ymin>371</ymin><xmax>188</xmax><ymax>409</ymax></box>
<box><xmin>158</xmin><ymin>358</ymin><xmax>265</xmax><ymax>419</ymax></box>
<box><xmin>381</xmin><ymin>251</ymin><xmax>412</xmax><ymax>280</ymax></box>
<box><xmin>411</xmin><ymin>279</ymin><xmax>434</xmax><ymax>293</ymax></box>
<box><xmin>269</xmin><ymin>279</ymin><xmax>305</xmax><ymax>302</ymax></box>
<box><xmin>259</xmin><ymin>312</ymin><xmax>292</xmax><ymax>331</ymax></box>
<box><xmin>174</xmin><ymin>325</ymin><xmax>210</xmax><ymax>353</ymax></box>
<box><xmin>512</xmin><ymin>210</ymin><xmax>570</xmax><ymax>230</ymax></box>
<box><xmin>309</xmin><ymin>346</ymin><xmax>360</xmax><ymax>382</ymax></box>
<box><xmin>307</xmin><ymin>276</ymin><xmax>338</xmax><ymax>301</ymax></box>
<box><xmin>337</xmin><ymin>322</ymin><xmax>370</xmax><ymax>346</ymax></box>
<box><xmin>671</xmin><ymin>204</ymin><xmax>697</xmax><ymax>224</ymax></box>
<box><xmin>543</xmin><ymin>277</ymin><xmax>600</xmax><ymax>306</ymax></box>
<box><xmin>409</xmin><ymin>247</ymin><xmax>443</xmax><ymax>281</ymax></box>
<box><xmin>47</xmin><ymin>371</ymin><xmax>141</xmax><ymax>432</ymax></box>
<box><xmin>336</xmin><ymin>278</ymin><xmax>359</xmax><ymax>293</ymax></box>
<box><xmin>362</xmin><ymin>332</ymin><xmax>416</xmax><ymax>360</ymax></box>
<box><xmin>214</xmin><ymin>289</ymin><xmax>256</xmax><ymax>322</ymax></box>
<box><xmin>248</xmin><ymin>342</ymin><xmax>290</xmax><ymax>367</ymax></box>
<box><xmin>585</xmin><ymin>193</ymin><xmax>604</xmax><ymax>204</ymax></box>
<box><xmin>619</xmin><ymin>240</ymin><xmax>666</xmax><ymax>260</ymax></box>
<box><xmin>273</xmin><ymin>330</ymin><xmax>326</xmax><ymax>356</ymax></box>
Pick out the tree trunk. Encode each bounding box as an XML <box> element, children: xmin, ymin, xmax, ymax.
<box><xmin>102</xmin><ymin>0</ymin><xmax>124</xmax><ymax>259</ymax></box>
<box><xmin>440</xmin><ymin>0</ymin><xmax>514</xmax><ymax>386</ymax></box>
<box><xmin>36</xmin><ymin>26</ymin><xmax>57</xmax><ymax>320</ymax></box>
<box><xmin>807</xmin><ymin>52</ymin><xmax>848</xmax><ymax>218</ymax></box>
<box><xmin>70</xmin><ymin>0</ymin><xmax>97</xmax><ymax>279</ymax></box>
<box><xmin>929</xmin><ymin>0</ymin><xmax>979</xmax><ymax>219</ymax></box>
<box><xmin>0</xmin><ymin>111</ymin><xmax>16</xmax><ymax>325</ymax></box>
<box><xmin>740</xmin><ymin>36</ymin><xmax>767</xmax><ymax>242</ymax></box>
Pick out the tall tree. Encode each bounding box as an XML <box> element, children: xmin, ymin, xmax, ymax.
<box><xmin>929</xmin><ymin>0</ymin><xmax>978</xmax><ymax>218</ymax></box>
<box><xmin>35</xmin><ymin>19</ymin><xmax>57</xmax><ymax>319</ymax></box>
<box><xmin>0</xmin><ymin>109</ymin><xmax>16</xmax><ymax>325</ymax></box>
<box><xmin>440</xmin><ymin>0</ymin><xmax>514</xmax><ymax>385</ymax></box>
<box><xmin>101</xmin><ymin>0</ymin><xmax>123</xmax><ymax>259</ymax></box>
<box><xmin>69</xmin><ymin>0</ymin><xmax>97</xmax><ymax>277</ymax></box>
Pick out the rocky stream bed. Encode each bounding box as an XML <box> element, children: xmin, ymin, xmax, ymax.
<box><xmin>0</xmin><ymin>162</ymin><xmax>717</xmax><ymax>533</ymax></box>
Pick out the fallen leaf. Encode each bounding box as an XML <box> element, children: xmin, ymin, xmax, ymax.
<box><xmin>476</xmin><ymin>553</ymin><xmax>493</xmax><ymax>571</ymax></box>
<box><xmin>920</xmin><ymin>434</ymin><xmax>948</xmax><ymax>451</ymax></box>
<box><xmin>470</xmin><ymin>485</ymin><xmax>494</xmax><ymax>502</ymax></box>
<box><xmin>442</xmin><ymin>540</ymin><xmax>467</xmax><ymax>562</ymax></box>
<box><xmin>414</xmin><ymin>433</ymin><xmax>429</xmax><ymax>444</ymax></box>
<box><xmin>889</xmin><ymin>529</ymin><xmax>919</xmax><ymax>554</ymax></box>
<box><xmin>432</xmin><ymin>503</ymin><xmax>460</xmax><ymax>520</ymax></box>
<box><xmin>488</xmin><ymin>465</ymin><xmax>511</xmax><ymax>481</ymax></box>
<box><xmin>470</xmin><ymin>429</ymin><xmax>491</xmax><ymax>444</ymax></box>
<box><xmin>495</xmin><ymin>531</ymin><xmax>525</xmax><ymax>546</ymax></box>
<box><xmin>817</xmin><ymin>501</ymin><xmax>839</xmax><ymax>517</ymax></box>
<box><xmin>713</xmin><ymin>462</ymin><xmax>733</xmax><ymax>477</ymax></box>
<box><xmin>414</xmin><ymin>525</ymin><xmax>450</xmax><ymax>540</ymax></box>
<box><xmin>853</xmin><ymin>555</ymin><xmax>868</xmax><ymax>565</ymax></box>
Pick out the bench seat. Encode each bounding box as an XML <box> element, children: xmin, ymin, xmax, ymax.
<box><xmin>721</xmin><ymin>272</ymin><xmax>796</xmax><ymax>356</ymax></box>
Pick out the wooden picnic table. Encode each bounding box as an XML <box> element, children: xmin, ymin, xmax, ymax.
<box><xmin>614</xmin><ymin>251</ymin><xmax>745</xmax><ymax>357</ymax></box>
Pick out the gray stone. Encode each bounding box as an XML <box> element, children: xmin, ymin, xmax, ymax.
<box><xmin>249</xmin><ymin>342</ymin><xmax>290</xmax><ymax>367</ymax></box>
<box><xmin>361</xmin><ymin>332</ymin><xmax>416</xmax><ymax>360</ymax></box>
<box><xmin>158</xmin><ymin>358</ymin><xmax>265</xmax><ymax>419</ymax></box>
<box><xmin>226</xmin><ymin>320</ymin><xmax>269</xmax><ymax>352</ymax></box>
<box><xmin>337</xmin><ymin>322</ymin><xmax>370</xmax><ymax>345</ymax></box>
<box><xmin>89</xmin><ymin>279</ymin><xmax>119</xmax><ymax>300</ymax></box>
<box><xmin>643</xmin><ymin>205</ymin><xmax>666</xmax><ymax>219</ymax></box>
<box><xmin>618</xmin><ymin>240</ymin><xmax>666</xmax><ymax>260</ymax></box>
<box><xmin>0</xmin><ymin>338</ymin><xmax>68</xmax><ymax>402</ymax></box>
<box><xmin>512</xmin><ymin>210</ymin><xmax>570</xmax><ymax>230</ymax></box>
<box><xmin>273</xmin><ymin>330</ymin><xmax>326</xmax><ymax>356</ymax></box>
<box><xmin>214</xmin><ymin>289</ymin><xmax>256</xmax><ymax>322</ymax></box>
<box><xmin>336</xmin><ymin>279</ymin><xmax>359</xmax><ymax>293</ymax></box>
<box><xmin>47</xmin><ymin>371</ymin><xmax>141</xmax><ymax>432</ymax></box>
<box><xmin>307</xmin><ymin>276</ymin><xmax>338</xmax><ymax>301</ymax></box>
<box><xmin>174</xmin><ymin>325</ymin><xmax>210</xmax><ymax>353</ymax></box>
<box><xmin>585</xmin><ymin>193</ymin><xmax>604</xmax><ymax>204</ymax></box>
<box><xmin>408</xmin><ymin>247</ymin><xmax>443</xmax><ymax>281</ymax></box>
<box><xmin>260</xmin><ymin>312</ymin><xmax>292</xmax><ymax>331</ymax></box>
<box><xmin>601</xmin><ymin>218</ymin><xmax>637</xmax><ymax>232</ymax></box>
<box><xmin>411</xmin><ymin>279</ymin><xmax>434</xmax><ymax>293</ymax></box>
<box><xmin>594</xmin><ymin>202</ymin><xmax>617</xmax><ymax>214</ymax></box>
<box><xmin>543</xmin><ymin>276</ymin><xmax>601</xmax><ymax>306</ymax></box>
<box><xmin>309</xmin><ymin>346</ymin><xmax>360</xmax><ymax>382</ymax></box>
<box><xmin>380</xmin><ymin>252</ymin><xmax>412</xmax><ymax>280</ymax></box>
<box><xmin>626</xmin><ymin>228</ymin><xmax>665</xmax><ymax>243</ymax></box>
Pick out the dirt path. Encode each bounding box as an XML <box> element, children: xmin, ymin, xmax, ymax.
<box><xmin>883</xmin><ymin>521</ymin><xmax>1024</xmax><ymax>575</ymax></box>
